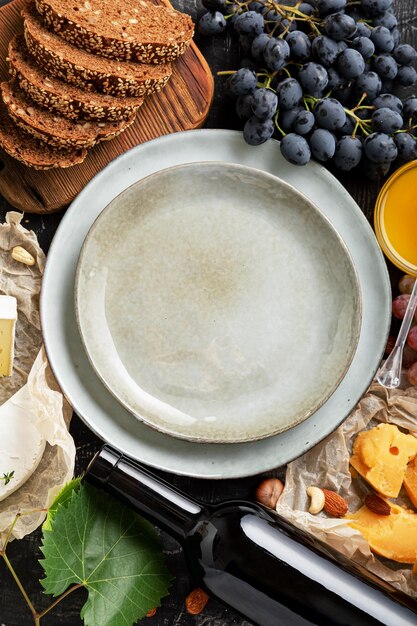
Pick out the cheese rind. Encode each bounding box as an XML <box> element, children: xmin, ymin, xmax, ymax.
<box><xmin>350</xmin><ymin>423</ymin><xmax>417</xmax><ymax>497</ymax></box>
<box><xmin>0</xmin><ymin>295</ymin><xmax>17</xmax><ymax>377</ymax></box>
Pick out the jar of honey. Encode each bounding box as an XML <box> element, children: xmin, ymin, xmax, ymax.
<box><xmin>374</xmin><ymin>160</ymin><xmax>417</xmax><ymax>277</ymax></box>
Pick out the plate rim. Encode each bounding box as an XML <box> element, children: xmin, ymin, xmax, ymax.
<box><xmin>74</xmin><ymin>159</ymin><xmax>363</xmax><ymax>444</ymax></box>
<box><xmin>41</xmin><ymin>128</ymin><xmax>391</xmax><ymax>478</ymax></box>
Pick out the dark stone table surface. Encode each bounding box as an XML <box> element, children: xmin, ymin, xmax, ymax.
<box><xmin>0</xmin><ymin>0</ymin><xmax>415</xmax><ymax>624</ymax></box>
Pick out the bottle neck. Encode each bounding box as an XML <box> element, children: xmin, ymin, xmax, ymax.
<box><xmin>85</xmin><ymin>446</ymin><xmax>205</xmax><ymax>543</ymax></box>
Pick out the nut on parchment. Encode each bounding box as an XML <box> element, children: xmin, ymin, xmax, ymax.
<box><xmin>322</xmin><ymin>489</ymin><xmax>349</xmax><ymax>517</ymax></box>
<box><xmin>255</xmin><ymin>478</ymin><xmax>284</xmax><ymax>509</ymax></box>
<box><xmin>11</xmin><ymin>246</ymin><xmax>35</xmax><ymax>266</ymax></box>
<box><xmin>306</xmin><ymin>486</ymin><xmax>325</xmax><ymax>514</ymax></box>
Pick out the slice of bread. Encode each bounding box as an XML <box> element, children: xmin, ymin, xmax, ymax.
<box><xmin>23</xmin><ymin>3</ymin><xmax>172</xmax><ymax>97</ymax></box>
<box><xmin>0</xmin><ymin>101</ymin><xmax>87</xmax><ymax>169</ymax></box>
<box><xmin>9</xmin><ymin>36</ymin><xmax>144</xmax><ymax>121</ymax></box>
<box><xmin>35</xmin><ymin>0</ymin><xmax>194</xmax><ymax>64</ymax></box>
<box><xmin>1</xmin><ymin>80</ymin><xmax>136</xmax><ymax>149</ymax></box>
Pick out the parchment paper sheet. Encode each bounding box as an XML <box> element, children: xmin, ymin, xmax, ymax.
<box><xmin>277</xmin><ymin>380</ymin><xmax>417</xmax><ymax>597</ymax></box>
<box><xmin>0</xmin><ymin>212</ymin><xmax>75</xmax><ymax>543</ymax></box>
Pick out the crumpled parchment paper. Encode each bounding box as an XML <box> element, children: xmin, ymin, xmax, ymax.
<box><xmin>0</xmin><ymin>212</ymin><xmax>75</xmax><ymax>543</ymax></box>
<box><xmin>277</xmin><ymin>379</ymin><xmax>417</xmax><ymax>597</ymax></box>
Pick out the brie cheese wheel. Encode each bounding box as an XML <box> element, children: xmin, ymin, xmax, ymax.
<box><xmin>0</xmin><ymin>295</ymin><xmax>17</xmax><ymax>377</ymax></box>
<box><xmin>0</xmin><ymin>383</ymin><xmax>46</xmax><ymax>501</ymax></box>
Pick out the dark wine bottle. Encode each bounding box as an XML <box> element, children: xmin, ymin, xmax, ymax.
<box><xmin>86</xmin><ymin>445</ymin><xmax>417</xmax><ymax>626</ymax></box>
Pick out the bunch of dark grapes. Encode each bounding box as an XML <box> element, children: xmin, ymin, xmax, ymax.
<box><xmin>198</xmin><ymin>0</ymin><xmax>417</xmax><ymax>177</ymax></box>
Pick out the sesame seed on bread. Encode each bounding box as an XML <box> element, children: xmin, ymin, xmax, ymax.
<box><xmin>0</xmin><ymin>100</ymin><xmax>87</xmax><ymax>169</ymax></box>
<box><xmin>1</xmin><ymin>80</ymin><xmax>136</xmax><ymax>149</ymax></box>
<box><xmin>23</xmin><ymin>3</ymin><xmax>172</xmax><ymax>97</ymax></box>
<box><xmin>35</xmin><ymin>0</ymin><xmax>194</xmax><ymax>64</ymax></box>
<box><xmin>9</xmin><ymin>36</ymin><xmax>144</xmax><ymax>121</ymax></box>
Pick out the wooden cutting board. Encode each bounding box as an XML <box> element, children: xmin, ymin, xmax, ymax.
<box><xmin>0</xmin><ymin>0</ymin><xmax>213</xmax><ymax>213</ymax></box>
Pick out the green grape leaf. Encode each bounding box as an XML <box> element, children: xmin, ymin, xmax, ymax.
<box><xmin>43</xmin><ymin>476</ymin><xmax>82</xmax><ymax>531</ymax></box>
<box><xmin>40</xmin><ymin>483</ymin><xmax>172</xmax><ymax>626</ymax></box>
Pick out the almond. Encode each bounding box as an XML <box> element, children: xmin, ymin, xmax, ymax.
<box><xmin>322</xmin><ymin>489</ymin><xmax>349</xmax><ymax>517</ymax></box>
<box><xmin>185</xmin><ymin>588</ymin><xmax>209</xmax><ymax>615</ymax></box>
<box><xmin>255</xmin><ymin>478</ymin><xmax>284</xmax><ymax>509</ymax></box>
<box><xmin>365</xmin><ymin>494</ymin><xmax>391</xmax><ymax>516</ymax></box>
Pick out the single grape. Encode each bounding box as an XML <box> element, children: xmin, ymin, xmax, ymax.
<box><xmin>394</xmin><ymin>133</ymin><xmax>417</xmax><ymax>160</ymax></box>
<box><xmin>316</xmin><ymin>0</ymin><xmax>347</xmax><ymax>16</ymax></box>
<box><xmin>337</xmin><ymin>41</ymin><xmax>349</xmax><ymax>56</ymax></box>
<box><xmin>364</xmin><ymin>132</ymin><xmax>398</xmax><ymax>163</ymax></box>
<box><xmin>399</xmin><ymin>275</ymin><xmax>416</xmax><ymax>295</ymax></box>
<box><xmin>312</xmin><ymin>35</ymin><xmax>340</xmax><ymax>67</ymax></box>
<box><xmin>361</xmin><ymin>0</ymin><xmax>392</xmax><ymax>14</ymax></box>
<box><xmin>355</xmin><ymin>71</ymin><xmax>382</xmax><ymax>99</ymax></box>
<box><xmin>314</xmin><ymin>97</ymin><xmax>347</xmax><ymax>130</ymax></box>
<box><xmin>333</xmin><ymin>136</ymin><xmax>363</xmax><ymax>171</ymax></box>
<box><xmin>293</xmin><ymin>110</ymin><xmax>315</xmax><ymax>135</ymax></box>
<box><xmin>243</xmin><ymin>116</ymin><xmax>275</xmax><ymax>145</ymax></box>
<box><xmin>362</xmin><ymin>158</ymin><xmax>391</xmax><ymax>179</ymax></box>
<box><xmin>298</xmin><ymin>2</ymin><xmax>315</xmax><ymax>15</ymax></box>
<box><xmin>396</xmin><ymin>65</ymin><xmax>417</xmax><ymax>87</ymax></box>
<box><xmin>263</xmin><ymin>38</ymin><xmax>290</xmax><ymax>71</ymax></box>
<box><xmin>372</xmin><ymin>107</ymin><xmax>403</xmax><ymax>132</ymax></box>
<box><xmin>373</xmin><ymin>93</ymin><xmax>403</xmax><ymax>113</ymax></box>
<box><xmin>350</xmin><ymin>36</ymin><xmax>375</xmax><ymax>60</ymax></box>
<box><xmin>286</xmin><ymin>30</ymin><xmax>312</xmax><ymax>61</ymax></box>
<box><xmin>280</xmin><ymin>106</ymin><xmax>304</xmax><ymax>132</ymax></box>
<box><xmin>370</xmin><ymin>26</ymin><xmax>395</xmax><ymax>53</ymax></box>
<box><xmin>392</xmin><ymin>294</ymin><xmax>411</xmax><ymax>319</ymax></box>
<box><xmin>236</xmin><ymin>94</ymin><xmax>254</xmax><ymax>120</ymax></box>
<box><xmin>372</xmin><ymin>11</ymin><xmax>397</xmax><ymax>29</ymax></box>
<box><xmin>373</xmin><ymin>53</ymin><xmax>398</xmax><ymax>79</ymax></box>
<box><xmin>336</xmin><ymin>48</ymin><xmax>366</xmax><ymax>79</ymax></box>
<box><xmin>324</xmin><ymin>13</ymin><xmax>357</xmax><ymax>41</ymax></box>
<box><xmin>251</xmin><ymin>33</ymin><xmax>270</xmax><ymax>61</ymax></box>
<box><xmin>355</xmin><ymin>22</ymin><xmax>372</xmax><ymax>38</ymax></box>
<box><xmin>340</xmin><ymin>115</ymin><xmax>355</xmax><ymax>134</ymax></box>
<box><xmin>276</xmin><ymin>78</ymin><xmax>303</xmax><ymax>110</ymax></box>
<box><xmin>393</xmin><ymin>44</ymin><xmax>417</xmax><ymax>65</ymax></box>
<box><xmin>234</xmin><ymin>11</ymin><xmax>265</xmax><ymax>36</ymax></box>
<box><xmin>327</xmin><ymin>66</ymin><xmax>343</xmax><ymax>89</ymax></box>
<box><xmin>403</xmin><ymin>97</ymin><xmax>417</xmax><ymax>119</ymax></box>
<box><xmin>407</xmin><ymin>326</ymin><xmax>417</xmax><ymax>352</ymax></box>
<box><xmin>309</xmin><ymin>129</ymin><xmax>336</xmax><ymax>161</ymax></box>
<box><xmin>392</xmin><ymin>27</ymin><xmax>401</xmax><ymax>47</ymax></box>
<box><xmin>407</xmin><ymin>362</ymin><xmax>417</xmax><ymax>386</ymax></box>
<box><xmin>298</xmin><ymin>62</ymin><xmax>329</xmax><ymax>96</ymax></box>
<box><xmin>404</xmin><ymin>345</ymin><xmax>417</xmax><ymax>369</ymax></box>
<box><xmin>227</xmin><ymin>68</ymin><xmax>258</xmax><ymax>96</ymax></box>
<box><xmin>251</xmin><ymin>88</ymin><xmax>279</xmax><ymax>120</ymax></box>
<box><xmin>248</xmin><ymin>1</ymin><xmax>264</xmax><ymax>12</ymax></box>
<box><xmin>264</xmin><ymin>9</ymin><xmax>281</xmax><ymax>23</ymax></box>
<box><xmin>280</xmin><ymin>133</ymin><xmax>311</xmax><ymax>165</ymax></box>
<box><xmin>198</xmin><ymin>11</ymin><xmax>227</xmax><ymax>35</ymax></box>
<box><xmin>202</xmin><ymin>0</ymin><xmax>226</xmax><ymax>11</ymax></box>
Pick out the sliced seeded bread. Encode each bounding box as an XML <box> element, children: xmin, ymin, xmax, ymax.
<box><xmin>1</xmin><ymin>80</ymin><xmax>136</xmax><ymax>149</ymax></box>
<box><xmin>23</xmin><ymin>3</ymin><xmax>172</xmax><ymax>97</ymax></box>
<box><xmin>35</xmin><ymin>0</ymin><xmax>194</xmax><ymax>64</ymax></box>
<box><xmin>0</xmin><ymin>100</ymin><xmax>87</xmax><ymax>168</ymax></box>
<box><xmin>9</xmin><ymin>36</ymin><xmax>144</xmax><ymax>121</ymax></box>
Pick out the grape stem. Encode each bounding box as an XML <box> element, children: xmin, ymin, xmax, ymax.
<box><xmin>274</xmin><ymin>109</ymin><xmax>286</xmax><ymax>136</ymax></box>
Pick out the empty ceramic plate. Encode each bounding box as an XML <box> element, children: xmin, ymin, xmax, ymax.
<box><xmin>75</xmin><ymin>162</ymin><xmax>361</xmax><ymax>443</ymax></box>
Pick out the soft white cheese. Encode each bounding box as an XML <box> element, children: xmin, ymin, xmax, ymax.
<box><xmin>0</xmin><ymin>295</ymin><xmax>17</xmax><ymax>377</ymax></box>
<box><xmin>0</xmin><ymin>382</ymin><xmax>46</xmax><ymax>501</ymax></box>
